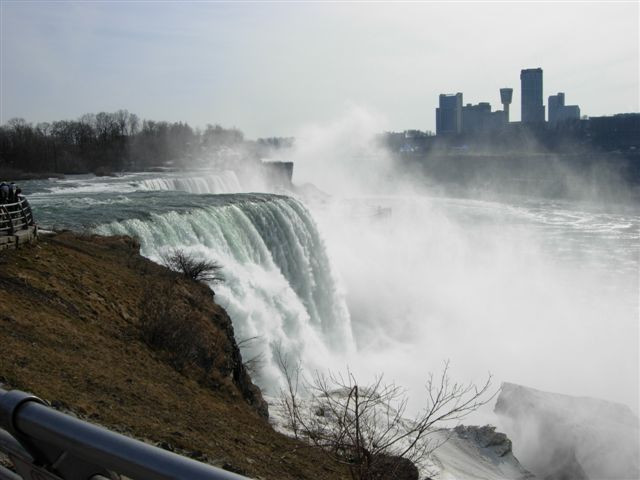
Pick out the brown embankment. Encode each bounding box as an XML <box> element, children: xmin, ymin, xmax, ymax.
<box><xmin>0</xmin><ymin>232</ymin><xmax>347</xmax><ymax>479</ymax></box>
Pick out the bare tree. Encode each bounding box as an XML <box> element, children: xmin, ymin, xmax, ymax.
<box><xmin>1</xmin><ymin>112</ymin><xmax>251</xmax><ymax>174</ymax></box>
<box><xmin>275</xmin><ymin>346</ymin><xmax>304</xmax><ymax>439</ymax></box>
<box><xmin>161</xmin><ymin>248</ymin><xmax>224</xmax><ymax>284</ymax></box>
<box><xmin>237</xmin><ymin>336</ymin><xmax>265</xmax><ymax>382</ymax></box>
<box><xmin>276</xmin><ymin>356</ymin><xmax>493</xmax><ymax>480</ymax></box>
<box><xmin>127</xmin><ymin>113</ymin><xmax>140</xmax><ymax>136</ymax></box>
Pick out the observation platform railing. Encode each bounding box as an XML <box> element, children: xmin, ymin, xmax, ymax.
<box><xmin>0</xmin><ymin>197</ymin><xmax>35</xmax><ymax>236</ymax></box>
<box><xmin>0</xmin><ymin>388</ymin><xmax>250</xmax><ymax>480</ymax></box>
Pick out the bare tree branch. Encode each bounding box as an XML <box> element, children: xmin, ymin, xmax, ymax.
<box><xmin>276</xmin><ymin>358</ymin><xmax>494</xmax><ymax>479</ymax></box>
<box><xmin>161</xmin><ymin>248</ymin><xmax>224</xmax><ymax>284</ymax></box>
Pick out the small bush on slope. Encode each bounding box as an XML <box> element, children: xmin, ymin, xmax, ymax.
<box><xmin>161</xmin><ymin>249</ymin><xmax>224</xmax><ymax>284</ymax></box>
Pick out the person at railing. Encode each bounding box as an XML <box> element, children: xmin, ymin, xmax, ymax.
<box><xmin>0</xmin><ymin>182</ymin><xmax>22</xmax><ymax>205</ymax></box>
<box><xmin>8</xmin><ymin>182</ymin><xmax>17</xmax><ymax>203</ymax></box>
<box><xmin>0</xmin><ymin>183</ymin><xmax>33</xmax><ymax>233</ymax></box>
<box><xmin>0</xmin><ymin>182</ymin><xmax>8</xmax><ymax>203</ymax></box>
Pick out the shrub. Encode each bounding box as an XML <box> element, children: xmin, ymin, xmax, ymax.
<box><xmin>161</xmin><ymin>249</ymin><xmax>224</xmax><ymax>284</ymax></box>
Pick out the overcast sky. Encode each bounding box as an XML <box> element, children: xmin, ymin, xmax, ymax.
<box><xmin>1</xmin><ymin>1</ymin><xmax>638</xmax><ymax>138</ymax></box>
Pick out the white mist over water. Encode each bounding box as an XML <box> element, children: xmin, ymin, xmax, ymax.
<box><xmin>285</xmin><ymin>105</ymin><xmax>397</xmax><ymax>196</ymax></box>
<box><xmin>317</xmin><ymin>196</ymin><xmax>637</xmax><ymax>412</ymax></box>
<box><xmin>287</xmin><ymin>106</ymin><xmax>639</xmax><ymax>419</ymax></box>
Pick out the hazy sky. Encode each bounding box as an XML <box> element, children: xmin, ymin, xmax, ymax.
<box><xmin>1</xmin><ymin>1</ymin><xmax>638</xmax><ymax>138</ymax></box>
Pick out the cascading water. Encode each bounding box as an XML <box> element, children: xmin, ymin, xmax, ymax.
<box><xmin>137</xmin><ymin>170</ymin><xmax>243</xmax><ymax>194</ymax></box>
<box><xmin>94</xmin><ymin>195</ymin><xmax>354</xmax><ymax>392</ymax></box>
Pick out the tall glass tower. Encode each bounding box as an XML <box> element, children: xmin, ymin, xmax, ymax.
<box><xmin>436</xmin><ymin>93</ymin><xmax>463</xmax><ymax>135</ymax></box>
<box><xmin>520</xmin><ymin>68</ymin><xmax>545</xmax><ymax>124</ymax></box>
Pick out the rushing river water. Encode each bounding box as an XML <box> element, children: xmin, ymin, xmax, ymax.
<box><xmin>21</xmin><ymin>170</ymin><xmax>639</xmax><ymax>418</ymax></box>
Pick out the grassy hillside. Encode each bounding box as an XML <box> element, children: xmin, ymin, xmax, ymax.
<box><xmin>0</xmin><ymin>232</ymin><xmax>348</xmax><ymax>479</ymax></box>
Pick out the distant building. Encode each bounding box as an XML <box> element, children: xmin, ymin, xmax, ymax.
<box><xmin>462</xmin><ymin>102</ymin><xmax>492</xmax><ymax>133</ymax></box>
<box><xmin>548</xmin><ymin>92</ymin><xmax>564</xmax><ymax>124</ymax></box>
<box><xmin>548</xmin><ymin>92</ymin><xmax>580</xmax><ymax>125</ymax></box>
<box><xmin>436</xmin><ymin>93</ymin><xmax>463</xmax><ymax>135</ymax></box>
<box><xmin>489</xmin><ymin>110</ymin><xmax>508</xmax><ymax>130</ymax></box>
<box><xmin>521</xmin><ymin>68</ymin><xmax>545</xmax><ymax>123</ymax></box>
<box><xmin>558</xmin><ymin>105</ymin><xmax>580</xmax><ymax>123</ymax></box>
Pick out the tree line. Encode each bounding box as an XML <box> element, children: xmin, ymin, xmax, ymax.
<box><xmin>0</xmin><ymin>110</ymin><xmax>289</xmax><ymax>176</ymax></box>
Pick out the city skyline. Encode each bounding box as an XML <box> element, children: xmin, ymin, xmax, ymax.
<box><xmin>435</xmin><ymin>66</ymin><xmax>584</xmax><ymax>135</ymax></box>
<box><xmin>1</xmin><ymin>2</ymin><xmax>638</xmax><ymax>138</ymax></box>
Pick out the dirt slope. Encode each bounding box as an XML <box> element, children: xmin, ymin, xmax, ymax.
<box><xmin>0</xmin><ymin>232</ymin><xmax>347</xmax><ymax>479</ymax></box>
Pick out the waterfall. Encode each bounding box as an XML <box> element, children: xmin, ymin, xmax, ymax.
<box><xmin>95</xmin><ymin>195</ymin><xmax>353</xmax><ymax>392</ymax></box>
<box><xmin>138</xmin><ymin>171</ymin><xmax>243</xmax><ymax>194</ymax></box>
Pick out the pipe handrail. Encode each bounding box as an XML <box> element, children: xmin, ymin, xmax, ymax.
<box><xmin>0</xmin><ymin>389</ymin><xmax>251</xmax><ymax>480</ymax></box>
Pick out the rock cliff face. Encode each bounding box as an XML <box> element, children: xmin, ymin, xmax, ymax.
<box><xmin>220</xmin><ymin>309</ymin><xmax>269</xmax><ymax>419</ymax></box>
<box><xmin>0</xmin><ymin>232</ymin><xmax>349</xmax><ymax>479</ymax></box>
<box><xmin>495</xmin><ymin>382</ymin><xmax>640</xmax><ymax>480</ymax></box>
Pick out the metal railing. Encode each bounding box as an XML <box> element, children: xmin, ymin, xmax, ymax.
<box><xmin>0</xmin><ymin>198</ymin><xmax>35</xmax><ymax>236</ymax></box>
<box><xmin>0</xmin><ymin>388</ymin><xmax>251</xmax><ymax>480</ymax></box>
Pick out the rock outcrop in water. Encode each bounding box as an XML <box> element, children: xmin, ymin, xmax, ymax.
<box><xmin>453</xmin><ymin>425</ymin><xmax>513</xmax><ymax>457</ymax></box>
<box><xmin>495</xmin><ymin>382</ymin><xmax>640</xmax><ymax>480</ymax></box>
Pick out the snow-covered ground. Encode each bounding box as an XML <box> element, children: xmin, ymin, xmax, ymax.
<box><xmin>428</xmin><ymin>425</ymin><xmax>534</xmax><ymax>480</ymax></box>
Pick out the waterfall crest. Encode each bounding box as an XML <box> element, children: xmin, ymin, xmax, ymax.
<box><xmin>138</xmin><ymin>171</ymin><xmax>243</xmax><ymax>194</ymax></box>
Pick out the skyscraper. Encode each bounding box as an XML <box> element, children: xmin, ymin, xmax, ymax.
<box><xmin>520</xmin><ymin>68</ymin><xmax>545</xmax><ymax>124</ymax></box>
<box><xmin>436</xmin><ymin>93</ymin><xmax>463</xmax><ymax>135</ymax></box>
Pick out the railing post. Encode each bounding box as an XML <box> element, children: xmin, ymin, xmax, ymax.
<box><xmin>0</xmin><ymin>205</ymin><xmax>13</xmax><ymax>235</ymax></box>
<box><xmin>17</xmin><ymin>199</ymin><xmax>28</xmax><ymax>230</ymax></box>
